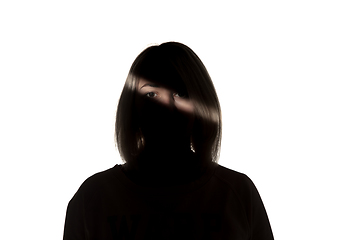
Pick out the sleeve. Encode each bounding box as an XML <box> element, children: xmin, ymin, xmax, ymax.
<box><xmin>244</xmin><ymin>175</ymin><xmax>274</xmax><ymax>240</ymax></box>
<box><xmin>63</xmin><ymin>190</ymin><xmax>88</xmax><ymax>240</ymax></box>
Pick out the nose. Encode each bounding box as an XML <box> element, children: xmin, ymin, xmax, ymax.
<box><xmin>159</xmin><ymin>93</ymin><xmax>175</xmax><ymax>108</ymax></box>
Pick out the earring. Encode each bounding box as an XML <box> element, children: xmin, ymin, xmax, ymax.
<box><xmin>190</xmin><ymin>137</ymin><xmax>195</xmax><ymax>153</ymax></box>
<box><xmin>136</xmin><ymin>129</ymin><xmax>145</xmax><ymax>149</ymax></box>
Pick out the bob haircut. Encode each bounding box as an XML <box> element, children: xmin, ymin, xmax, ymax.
<box><xmin>115</xmin><ymin>42</ymin><xmax>222</xmax><ymax>166</ymax></box>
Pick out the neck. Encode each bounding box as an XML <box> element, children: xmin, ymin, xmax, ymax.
<box><xmin>123</xmin><ymin>148</ymin><xmax>205</xmax><ymax>187</ymax></box>
<box><xmin>128</xmin><ymin>143</ymin><xmax>194</xmax><ymax>171</ymax></box>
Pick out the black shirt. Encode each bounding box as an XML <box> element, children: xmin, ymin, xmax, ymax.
<box><xmin>63</xmin><ymin>163</ymin><xmax>274</xmax><ymax>240</ymax></box>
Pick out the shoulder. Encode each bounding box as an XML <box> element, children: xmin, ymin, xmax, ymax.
<box><xmin>83</xmin><ymin>165</ymin><xmax>117</xmax><ymax>184</ymax></box>
<box><xmin>212</xmin><ymin>165</ymin><xmax>274</xmax><ymax>239</ymax></box>
<box><xmin>213</xmin><ymin>164</ymin><xmax>258</xmax><ymax>196</ymax></box>
<box><xmin>214</xmin><ymin>164</ymin><xmax>253</xmax><ymax>185</ymax></box>
<box><xmin>71</xmin><ymin>165</ymin><xmax>118</xmax><ymax>200</ymax></box>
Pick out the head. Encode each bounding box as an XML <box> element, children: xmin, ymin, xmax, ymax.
<box><xmin>115</xmin><ymin>42</ymin><xmax>222</xmax><ymax>168</ymax></box>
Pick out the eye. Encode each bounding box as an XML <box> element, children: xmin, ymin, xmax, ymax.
<box><xmin>145</xmin><ymin>92</ymin><xmax>158</xmax><ymax>98</ymax></box>
<box><xmin>173</xmin><ymin>92</ymin><xmax>188</xmax><ymax>98</ymax></box>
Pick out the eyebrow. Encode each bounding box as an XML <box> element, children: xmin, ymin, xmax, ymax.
<box><xmin>140</xmin><ymin>83</ymin><xmax>160</xmax><ymax>89</ymax></box>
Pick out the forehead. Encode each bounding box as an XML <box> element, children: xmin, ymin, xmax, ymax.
<box><xmin>137</xmin><ymin>78</ymin><xmax>186</xmax><ymax>92</ymax></box>
<box><xmin>138</xmin><ymin>78</ymin><xmax>154</xmax><ymax>87</ymax></box>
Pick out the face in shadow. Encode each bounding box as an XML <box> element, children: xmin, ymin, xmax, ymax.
<box><xmin>135</xmin><ymin>78</ymin><xmax>195</xmax><ymax>161</ymax></box>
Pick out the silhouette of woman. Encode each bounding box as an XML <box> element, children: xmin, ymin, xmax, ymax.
<box><xmin>63</xmin><ymin>42</ymin><xmax>274</xmax><ymax>240</ymax></box>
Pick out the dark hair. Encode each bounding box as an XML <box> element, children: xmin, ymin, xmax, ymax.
<box><xmin>115</xmin><ymin>42</ymin><xmax>222</xmax><ymax>166</ymax></box>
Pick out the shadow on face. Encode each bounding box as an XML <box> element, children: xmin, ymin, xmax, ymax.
<box><xmin>135</xmin><ymin>78</ymin><xmax>195</xmax><ymax>156</ymax></box>
<box><xmin>137</xmin><ymin>78</ymin><xmax>194</xmax><ymax>113</ymax></box>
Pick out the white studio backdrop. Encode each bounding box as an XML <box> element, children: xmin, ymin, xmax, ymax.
<box><xmin>0</xmin><ymin>0</ymin><xmax>359</xmax><ymax>239</ymax></box>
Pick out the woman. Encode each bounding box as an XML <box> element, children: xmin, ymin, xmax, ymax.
<box><xmin>63</xmin><ymin>42</ymin><xmax>274</xmax><ymax>240</ymax></box>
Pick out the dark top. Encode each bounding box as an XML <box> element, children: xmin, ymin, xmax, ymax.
<box><xmin>63</xmin><ymin>163</ymin><xmax>274</xmax><ymax>240</ymax></box>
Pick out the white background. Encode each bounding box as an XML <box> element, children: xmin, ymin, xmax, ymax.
<box><xmin>1</xmin><ymin>0</ymin><xmax>359</xmax><ymax>239</ymax></box>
